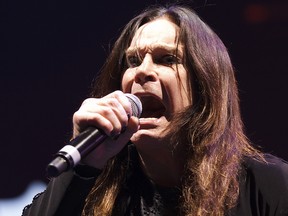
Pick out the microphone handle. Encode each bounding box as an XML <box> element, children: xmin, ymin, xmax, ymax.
<box><xmin>46</xmin><ymin>127</ymin><xmax>106</xmax><ymax>177</ymax></box>
<box><xmin>46</xmin><ymin>93</ymin><xmax>142</xmax><ymax>178</ymax></box>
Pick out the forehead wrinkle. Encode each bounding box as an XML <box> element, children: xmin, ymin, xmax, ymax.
<box><xmin>126</xmin><ymin>43</ymin><xmax>183</xmax><ymax>57</ymax></box>
<box><xmin>126</xmin><ymin>18</ymin><xmax>183</xmax><ymax>57</ymax></box>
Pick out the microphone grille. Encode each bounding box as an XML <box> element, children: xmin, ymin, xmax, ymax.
<box><xmin>125</xmin><ymin>94</ymin><xmax>142</xmax><ymax>118</ymax></box>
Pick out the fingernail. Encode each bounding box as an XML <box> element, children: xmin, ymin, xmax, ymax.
<box><xmin>112</xmin><ymin>134</ymin><xmax>120</xmax><ymax>140</ymax></box>
<box><xmin>110</xmin><ymin>130</ymin><xmax>118</xmax><ymax>137</ymax></box>
<box><xmin>121</xmin><ymin>125</ymin><xmax>127</xmax><ymax>133</ymax></box>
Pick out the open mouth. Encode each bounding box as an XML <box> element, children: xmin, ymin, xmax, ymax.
<box><xmin>139</xmin><ymin>96</ymin><xmax>166</xmax><ymax>118</ymax></box>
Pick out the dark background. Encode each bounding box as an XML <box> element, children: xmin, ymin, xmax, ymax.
<box><xmin>1</xmin><ymin>0</ymin><xmax>287</xmax><ymax>198</ymax></box>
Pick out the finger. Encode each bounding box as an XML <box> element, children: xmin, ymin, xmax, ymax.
<box><xmin>112</xmin><ymin>116</ymin><xmax>139</xmax><ymax>142</ymax></box>
<box><xmin>111</xmin><ymin>91</ymin><xmax>133</xmax><ymax>117</ymax></box>
<box><xmin>91</xmin><ymin>91</ymin><xmax>132</xmax><ymax>133</ymax></box>
<box><xmin>73</xmin><ymin>111</ymin><xmax>115</xmax><ymax>137</ymax></box>
<box><xmin>73</xmin><ymin>92</ymin><xmax>131</xmax><ymax>137</ymax></box>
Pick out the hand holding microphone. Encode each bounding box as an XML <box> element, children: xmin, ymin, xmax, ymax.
<box><xmin>47</xmin><ymin>91</ymin><xmax>142</xmax><ymax>177</ymax></box>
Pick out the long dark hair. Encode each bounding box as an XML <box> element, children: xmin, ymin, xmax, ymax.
<box><xmin>83</xmin><ymin>5</ymin><xmax>261</xmax><ymax>215</ymax></box>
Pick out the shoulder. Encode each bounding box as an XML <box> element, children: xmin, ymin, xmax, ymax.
<box><xmin>22</xmin><ymin>165</ymin><xmax>100</xmax><ymax>216</ymax></box>
<box><xmin>22</xmin><ymin>171</ymin><xmax>74</xmax><ymax>216</ymax></box>
<box><xmin>244</xmin><ymin>153</ymin><xmax>288</xmax><ymax>186</ymax></box>
<box><xmin>240</xmin><ymin>154</ymin><xmax>288</xmax><ymax>215</ymax></box>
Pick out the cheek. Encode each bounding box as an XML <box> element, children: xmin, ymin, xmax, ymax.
<box><xmin>170</xmin><ymin>70</ymin><xmax>191</xmax><ymax>109</ymax></box>
<box><xmin>179</xmin><ymin>73</ymin><xmax>192</xmax><ymax>107</ymax></box>
<box><xmin>121</xmin><ymin>69</ymin><xmax>134</xmax><ymax>92</ymax></box>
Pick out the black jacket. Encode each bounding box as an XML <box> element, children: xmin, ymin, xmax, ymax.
<box><xmin>22</xmin><ymin>153</ymin><xmax>288</xmax><ymax>216</ymax></box>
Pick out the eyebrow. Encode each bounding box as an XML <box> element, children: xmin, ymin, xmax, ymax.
<box><xmin>125</xmin><ymin>43</ymin><xmax>183</xmax><ymax>57</ymax></box>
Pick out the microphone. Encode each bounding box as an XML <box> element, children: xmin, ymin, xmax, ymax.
<box><xmin>46</xmin><ymin>94</ymin><xmax>142</xmax><ymax>177</ymax></box>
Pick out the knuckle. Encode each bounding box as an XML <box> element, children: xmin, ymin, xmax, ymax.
<box><xmin>72</xmin><ymin>111</ymin><xmax>81</xmax><ymax>123</ymax></box>
<box><xmin>81</xmin><ymin>98</ymin><xmax>94</xmax><ymax>105</ymax></box>
<box><xmin>101</xmin><ymin>106</ymin><xmax>114</xmax><ymax>116</ymax></box>
<box><xmin>114</xmin><ymin>90</ymin><xmax>123</xmax><ymax>96</ymax></box>
<box><xmin>106</xmin><ymin>98</ymin><xmax>119</xmax><ymax>107</ymax></box>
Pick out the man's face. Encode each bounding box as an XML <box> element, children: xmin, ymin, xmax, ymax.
<box><xmin>121</xmin><ymin>18</ymin><xmax>192</xmax><ymax>145</ymax></box>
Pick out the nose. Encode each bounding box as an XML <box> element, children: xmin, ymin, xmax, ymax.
<box><xmin>134</xmin><ymin>54</ymin><xmax>157</xmax><ymax>84</ymax></box>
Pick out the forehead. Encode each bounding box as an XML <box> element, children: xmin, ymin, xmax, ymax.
<box><xmin>127</xmin><ymin>18</ymin><xmax>181</xmax><ymax>53</ymax></box>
